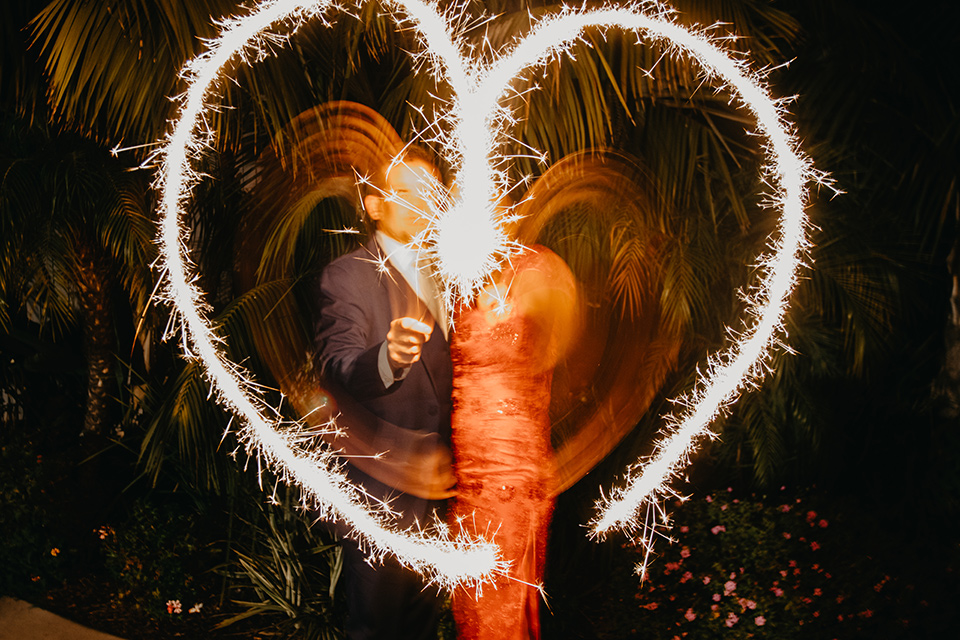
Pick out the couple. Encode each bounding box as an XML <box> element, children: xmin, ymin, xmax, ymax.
<box><xmin>315</xmin><ymin>145</ymin><xmax>578</xmax><ymax>640</ymax></box>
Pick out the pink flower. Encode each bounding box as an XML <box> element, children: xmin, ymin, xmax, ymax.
<box><xmin>782</xmin><ymin>532</ymin><xmax>792</xmax><ymax>539</ymax></box>
<box><xmin>813</xmin><ymin>611</ymin><xmax>820</xmax><ymax>618</ymax></box>
<box><xmin>684</xmin><ymin>608</ymin><xmax>696</xmax><ymax>622</ymax></box>
<box><xmin>721</xmin><ymin>504</ymin><xmax>728</xmax><ymax>511</ymax></box>
<box><xmin>788</xmin><ymin>560</ymin><xmax>797</xmax><ymax>568</ymax></box>
<box><xmin>680</xmin><ymin>571</ymin><xmax>693</xmax><ymax>584</ymax></box>
<box><xmin>745</xmin><ymin>599</ymin><xmax>757</xmax><ymax>610</ymax></box>
<box><xmin>779</xmin><ymin>570</ymin><xmax>788</xmax><ymax>578</ymax></box>
<box><xmin>771</xmin><ymin>587</ymin><xmax>784</xmax><ymax>597</ymax></box>
<box><xmin>711</xmin><ymin>604</ymin><xmax>719</xmax><ymax>612</ymax></box>
<box><xmin>779</xmin><ymin>504</ymin><xmax>791</xmax><ymax>513</ymax></box>
<box><xmin>729</xmin><ymin>572</ymin><xmax>737</xmax><ymax>579</ymax></box>
<box><xmin>811</xmin><ymin>541</ymin><xmax>821</xmax><ymax>551</ymax></box>
<box><xmin>812</xmin><ymin>563</ymin><xmax>820</xmax><ymax>571</ymax></box>
<box><xmin>727</xmin><ymin>487</ymin><xmax>733</xmax><ymax>492</ymax></box>
<box><xmin>711</xmin><ymin>525</ymin><xmax>726</xmax><ymax>535</ymax></box>
<box><xmin>755</xmin><ymin>615</ymin><xmax>766</xmax><ymax>626</ymax></box>
<box><xmin>166</xmin><ymin>600</ymin><xmax>182</xmax><ymax>615</ymax></box>
<box><xmin>713</xmin><ymin>593</ymin><xmax>721</xmax><ymax>602</ymax></box>
<box><xmin>806</xmin><ymin>510</ymin><xmax>817</xmax><ymax>524</ymax></box>
<box><xmin>725</xmin><ymin>612</ymin><xmax>739</xmax><ymax>627</ymax></box>
<box><xmin>861</xmin><ymin>610</ymin><xmax>874</xmax><ymax>618</ymax></box>
<box><xmin>665</xmin><ymin>562</ymin><xmax>681</xmax><ymax>571</ymax></box>
<box><xmin>705</xmin><ymin>495</ymin><xmax>713</xmax><ymax>503</ymax></box>
<box><xmin>818</xmin><ymin>519</ymin><xmax>829</xmax><ymax>528</ymax></box>
<box><xmin>680</xmin><ymin>525</ymin><xmax>689</xmax><ymax>533</ymax></box>
<box><xmin>813</xmin><ymin>588</ymin><xmax>822</xmax><ymax>597</ymax></box>
<box><xmin>702</xmin><ymin>575</ymin><xmax>711</xmax><ymax>585</ymax></box>
<box><xmin>724</xmin><ymin>580</ymin><xmax>737</xmax><ymax>595</ymax></box>
<box><xmin>680</xmin><ymin>547</ymin><xmax>691</xmax><ymax>558</ymax></box>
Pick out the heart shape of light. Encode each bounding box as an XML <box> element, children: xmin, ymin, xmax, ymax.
<box><xmin>156</xmin><ymin>0</ymin><xmax>816</xmax><ymax>586</ymax></box>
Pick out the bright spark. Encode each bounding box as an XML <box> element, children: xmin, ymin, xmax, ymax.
<box><xmin>156</xmin><ymin>0</ymin><xmax>820</xmax><ymax>585</ymax></box>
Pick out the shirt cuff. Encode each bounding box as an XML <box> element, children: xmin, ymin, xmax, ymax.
<box><xmin>378</xmin><ymin>340</ymin><xmax>410</xmax><ymax>388</ymax></box>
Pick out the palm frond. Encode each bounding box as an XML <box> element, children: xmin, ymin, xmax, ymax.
<box><xmin>30</xmin><ymin>0</ymin><xmax>237</xmax><ymax>145</ymax></box>
<box><xmin>138</xmin><ymin>358</ymin><xmax>236</xmax><ymax>493</ymax></box>
<box><xmin>218</xmin><ymin>495</ymin><xmax>342</xmax><ymax>639</ymax></box>
<box><xmin>1</xmin><ymin>1</ymin><xmax>47</xmax><ymax>117</ymax></box>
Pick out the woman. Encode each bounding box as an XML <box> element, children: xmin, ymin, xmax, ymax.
<box><xmin>449</xmin><ymin>245</ymin><xmax>579</xmax><ymax>640</ymax></box>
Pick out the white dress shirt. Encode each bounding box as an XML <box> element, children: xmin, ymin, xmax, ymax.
<box><xmin>375</xmin><ymin>231</ymin><xmax>448</xmax><ymax>387</ymax></box>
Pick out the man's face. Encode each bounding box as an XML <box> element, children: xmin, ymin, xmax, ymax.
<box><xmin>366</xmin><ymin>159</ymin><xmax>440</xmax><ymax>244</ymax></box>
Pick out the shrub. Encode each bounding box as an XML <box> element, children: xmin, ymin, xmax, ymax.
<box><xmin>0</xmin><ymin>428</ymin><xmax>65</xmax><ymax>595</ymax></box>
<box><xmin>218</xmin><ymin>490</ymin><xmax>344</xmax><ymax>639</ymax></box>
<box><xmin>601</xmin><ymin>488</ymin><xmax>950</xmax><ymax>639</ymax></box>
<box><xmin>98</xmin><ymin>498</ymin><xmax>211</xmax><ymax>619</ymax></box>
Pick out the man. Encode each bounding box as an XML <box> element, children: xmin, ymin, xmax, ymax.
<box><xmin>315</xmin><ymin>145</ymin><xmax>454</xmax><ymax>640</ymax></box>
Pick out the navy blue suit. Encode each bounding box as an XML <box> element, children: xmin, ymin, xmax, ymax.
<box><xmin>316</xmin><ymin>238</ymin><xmax>452</xmax><ymax>640</ymax></box>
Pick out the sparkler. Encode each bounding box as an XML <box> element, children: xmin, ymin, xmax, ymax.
<box><xmin>156</xmin><ymin>0</ymin><xmax>819</xmax><ymax>584</ymax></box>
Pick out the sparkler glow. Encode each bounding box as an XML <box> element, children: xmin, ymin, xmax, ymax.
<box><xmin>156</xmin><ymin>0</ymin><xmax>819</xmax><ymax>584</ymax></box>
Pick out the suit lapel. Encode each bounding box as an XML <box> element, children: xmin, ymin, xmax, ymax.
<box><xmin>371</xmin><ymin>239</ymin><xmax>435</xmax><ymax>334</ymax></box>
<box><xmin>371</xmin><ymin>239</ymin><xmax>450</xmax><ymax>402</ymax></box>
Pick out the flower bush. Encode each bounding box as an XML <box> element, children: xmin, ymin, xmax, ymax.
<box><xmin>98</xmin><ymin>498</ymin><xmax>211</xmax><ymax>619</ymax></box>
<box><xmin>0</xmin><ymin>429</ymin><xmax>65</xmax><ymax>595</ymax></box>
<box><xmin>600</xmin><ymin>488</ymin><xmax>952</xmax><ymax>639</ymax></box>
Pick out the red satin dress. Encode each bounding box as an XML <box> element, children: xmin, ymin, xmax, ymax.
<box><xmin>449</xmin><ymin>248</ymin><xmax>573</xmax><ymax>640</ymax></box>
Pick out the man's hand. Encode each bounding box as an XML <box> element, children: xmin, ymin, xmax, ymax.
<box><xmin>417</xmin><ymin>445</ymin><xmax>457</xmax><ymax>500</ymax></box>
<box><xmin>386</xmin><ymin>317</ymin><xmax>433</xmax><ymax>369</ymax></box>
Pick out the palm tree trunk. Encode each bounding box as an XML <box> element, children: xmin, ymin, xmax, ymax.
<box><xmin>75</xmin><ymin>241</ymin><xmax>115</xmax><ymax>437</ymax></box>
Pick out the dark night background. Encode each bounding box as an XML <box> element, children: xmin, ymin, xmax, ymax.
<box><xmin>2</xmin><ymin>1</ymin><xmax>958</xmax><ymax>638</ymax></box>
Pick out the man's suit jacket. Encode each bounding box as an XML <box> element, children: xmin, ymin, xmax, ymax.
<box><xmin>315</xmin><ymin>238</ymin><xmax>452</xmax><ymax>525</ymax></box>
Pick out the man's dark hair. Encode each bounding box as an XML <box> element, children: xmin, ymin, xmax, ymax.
<box><xmin>364</xmin><ymin>143</ymin><xmax>443</xmax><ymax>198</ymax></box>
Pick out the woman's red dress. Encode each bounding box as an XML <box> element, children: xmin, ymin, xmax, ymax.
<box><xmin>449</xmin><ymin>248</ymin><xmax>576</xmax><ymax>640</ymax></box>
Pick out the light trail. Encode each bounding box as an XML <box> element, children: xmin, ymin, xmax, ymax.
<box><xmin>155</xmin><ymin>0</ymin><xmax>819</xmax><ymax>584</ymax></box>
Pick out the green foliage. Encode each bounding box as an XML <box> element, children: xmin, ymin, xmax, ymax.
<box><xmin>0</xmin><ymin>339</ymin><xmax>85</xmax><ymax>596</ymax></box>
<box><xmin>596</xmin><ymin>490</ymin><xmax>956</xmax><ymax>639</ymax></box>
<box><xmin>5</xmin><ymin>4</ymin><xmax>958</xmax><ymax>639</ymax></box>
<box><xmin>0</xmin><ymin>428</ymin><xmax>65</xmax><ymax>595</ymax></box>
<box><xmin>134</xmin><ymin>359</ymin><xmax>238</xmax><ymax>495</ymax></box>
<box><xmin>219</xmin><ymin>490</ymin><xmax>344</xmax><ymax>639</ymax></box>
<box><xmin>98</xmin><ymin>498</ymin><xmax>213</xmax><ymax>619</ymax></box>
<box><xmin>20</xmin><ymin>0</ymin><xmax>925</xmax><ymax>482</ymax></box>
<box><xmin>29</xmin><ymin>0</ymin><xmax>240</xmax><ymax>146</ymax></box>
<box><xmin>0</xmin><ymin>115</ymin><xmax>155</xmax><ymax>435</ymax></box>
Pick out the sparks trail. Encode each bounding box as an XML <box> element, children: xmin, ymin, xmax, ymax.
<box><xmin>155</xmin><ymin>0</ymin><xmax>823</xmax><ymax>585</ymax></box>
